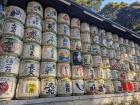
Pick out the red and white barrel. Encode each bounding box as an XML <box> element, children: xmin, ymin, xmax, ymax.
<box><xmin>3</xmin><ymin>19</ymin><xmax>24</xmax><ymax>39</ymax></box>
<box><xmin>91</xmin><ymin>44</ymin><xmax>101</xmax><ymax>55</ymax></box>
<box><xmin>82</xmin><ymin>43</ymin><xmax>91</xmax><ymax>53</ymax></box>
<box><xmin>43</xmin><ymin>19</ymin><xmax>57</xmax><ymax>34</ymax></box>
<box><xmin>19</xmin><ymin>60</ymin><xmax>40</xmax><ymax>77</ymax></box>
<box><xmin>40</xmin><ymin>62</ymin><xmax>56</xmax><ymax>78</ymax></box>
<box><xmin>92</xmin><ymin>55</ymin><xmax>103</xmax><ymax>68</ymax></box>
<box><xmin>5</xmin><ymin>6</ymin><xmax>26</xmax><ymax>24</ymax></box>
<box><xmin>58</xmin><ymin>36</ymin><xmax>70</xmax><ymax>49</ymax></box>
<box><xmin>94</xmin><ymin>68</ymin><xmax>105</xmax><ymax>79</ymax></box>
<box><xmin>110</xmin><ymin>59</ymin><xmax>120</xmax><ymax>70</ymax></box>
<box><xmin>72</xmin><ymin>79</ymin><xmax>84</xmax><ymax>95</ymax></box>
<box><xmin>24</xmin><ymin>28</ymin><xmax>42</xmax><ymax>45</ymax></box>
<box><xmin>81</xmin><ymin>22</ymin><xmax>90</xmax><ymax>33</ymax></box>
<box><xmin>84</xmin><ymin>79</ymin><xmax>96</xmax><ymax>95</ymax></box>
<box><xmin>44</xmin><ymin>7</ymin><xmax>57</xmax><ymax>21</ymax></box>
<box><xmin>81</xmin><ymin>32</ymin><xmax>91</xmax><ymax>44</ymax></box>
<box><xmin>72</xmin><ymin>65</ymin><xmax>83</xmax><ymax>79</ymax></box>
<box><xmin>26</xmin><ymin>14</ymin><xmax>42</xmax><ymax>31</ymax></box>
<box><xmin>57</xmin><ymin>78</ymin><xmax>72</xmax><ymax>96</ymax></box>
<box><xmin>22</xmin><ymin>42</ymin><xmax>41</xmax><ymax>60</ymax></box>
<box><xmin>40</xmin><ymin>77</ymin><xmax>57</xmax><ymax>97</ymax></box>
<box><xmin>42</xmin><ymin>46</ymin><xmax>57</xmax><ymax>62</ymax></box>
<box><xmin>58</xmin><ymin>13</ymin><xmax>70</xmax><ymax>25</ymax></box>
<box><xmin>57</xmin><ymin>49</ymin><xmax>70</xmax><ymax>63</ymax></box>
<box><xmin>71</xmin><ymin>18</ymin><xmax>80</xmax><ymax>29</ymax></box>
<box><xmin>83</xmin><ymin>54</ymin><xmax>93</xmax><ymax>66</ymax></box>
<box><xmin>70</xmin><ymin>39</ymin><xmax>82</xmax><ymax>51</ymax></box>
<box><xmin>42</xmin><ymin>32</ymin><xmax>57</xmax><ymax>47</ymax></box>
<box><xmin>111</xmin><ymin>70</ymin><xmax>119</xmax><ymax>80</ymax></box>
<box><xmin>90</xmin><ymin>26</ymin><xmax>98</xmax><ymax>35</ymax></box>
<box><xmin>0</xmin><ymin>76</ymin><xmax>16</xmax><ymax>100</ymax></box>
<box><xmin>113</xmin><ymin>34</ymin><xmax>119</xmax><ymax>42</ymax></box>
<box><xmin>16</xmin><ymin>77</ymin><xmax>39</xmax><ymax>99</ymax></box>
<box><xmin>70</xmin><ymin>28</ymin><xmax>81</xmax><ymax>40</ymax></box>
<box><xmin>27</xmin><ymin>1</ymin><xmax>43</xmax><ymax>18</ymax></box>
<box><xmin>57</xmin><ymin>63</ymin><xmax>71</xmax><ymax>78</ymax></box>
<box><xmin>83</xmin><ymin>66</ymin><xmax>94</xmax><ymax>80</ymax></box>
<box><xmin>0</xmin><ymin>36</ymin><xmax>23</xmax><ymax>57</ymax></box>
<box><xmin>102</xmin><ymin>57</ymin><xmax>110</xmax><ymax>69</ymax></box>
<box><xmin>58</xmin><ymin>24</ymin><xmax>70</xmax><ymax>37</ymax></box>
<box><xmin>113</xmin><ymin>81</ymin><xmax>123</xmax><ymax>93</ymax></box>
<box><xmin>0</xmin><ymin>56</ymin><xmax>20</xmax><ymax>76</ymax></box>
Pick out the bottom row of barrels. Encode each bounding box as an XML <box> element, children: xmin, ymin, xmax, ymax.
<box><xmin>0</xmin><ymin>76</ymin><xmax>139</xmax><ymax>100</ymax></box>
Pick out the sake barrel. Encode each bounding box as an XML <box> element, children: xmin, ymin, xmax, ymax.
<box><xmin>104</xmin><ymin>69</ymin><xmax>112</xmax><ymax>80</ymax></box>
<box><xmin>58</xmin><ymin>24</ymin><xmax>70</xmax><ymax>37</ymax></box>
<box><xmin>93</xmin><ymin>35</ymin><xmax>100</xmax><ymax>44</ymax></box>
<box><xmin>70</xmin><ymin>39</ymin><xmax>82</xmax><ymax>51</ymax></box>
<box><xmin>58</xmin><ymin>48</ymin><xmax>70</xmax><ymax>63</ymax></box>
<box><xmin>83</xmin><ymin>66</ymin><xmax>94</xmax><ymax>80</ymax></box>
<box><xmin>108</xmin><ymin>49</ymin><xmax>116</xmax><ymax>59</ymax></box>
<box><xmin>113</xmin><ymin>34</ymin><xmax>119</xmax><ymax>42</ymax></box>
<box><xmin>26</xmin><ymin>14</ymin><xmax>42</xmax><ymax>30</ymax></box>
<box><xmin>119</xmin><ymin>37</ymin><xmax>124</xmax><ymax>45</ymax></box>
<box><xmin>3</xmin><ymin>19</ymin><xmax>24</xmax><ymax>39</ymax></box>
<box><xmin>58</xmin><ymin>13</ymin><xmax>70</xmax><ymax>25</ymax></box>
<box><xmin>135</xmin><ymin>64</ymin><xmax>140</xmax><ymax>72</ymax></box>
<box><xmin>22</xmin><ymin>42</ymin><xmax>41</xmax><ymax>60</ymax></box>
<box><xmin>71</xmin><ymin>51</ymin><xmax>82</xmax><ymax>65</ymax></box>
<box><xmin>110</xmin><ymin>59</ymin><xmax>120</xmax><ymax>70</ymax></box>
<box><xmin>100</xmin><ymin>38</ymin><xmax>107</xmax><ymax>47</ymax></box>
<box><xmin>132</xmin><ymin>47</ymin><xmax>136</xmax><ymax>55</ymax></box>
<box><xmin>58</xmin><ymin>36</ymin><xmax>70</xmax><ymax>49</ymax></box>
<box><xmin>91</xmin><ymin>44</ymin><xmax>101</xmax><ymax>55</ymax></box>
<box><xmin>106</xmin><ymin>32</ymin><xmax>113</xmax><ymax>40</ymax></box>
<box><xmin>107</xmin><ymin>40</ymin><xmax>113</xmax><ymax>48</ymax></box>
<box><xmin>57</xmin><ymin>63</ymin><xmax>71</xmax><ymax>78</ymax></box>
<box><xmin>124</xmin><ymin>39</ymin><xmax>129</xmax><ymax>46</ymax></box>
<box><xmin>82</xmin><ymin>43</ymin><xmax>91</xmax><ymax>53</ymax></box>
<box><xmin>101</xmin><ymin>47</ymin><xmax>108</xmax><ymax>57</ymax></box>
<box><xmin>70</xmin><ymin>28</ymin><xmax>80</xmax><ymax>40</ymax></box>
<box><xmin>111</xmin><ymin>70</ymin><xmax>119</xmax><ymax>80</ymax></box>
<box><xmin>43</xmin><ymin>18</ymin><xmax>57</xmax><ymax>34</ymax></box>
<box><xmin>40</xmin><ymin>77</ymin><xmax>57</xmax><ymax>97</ymax></box>
<box><xmin>24</xmin><ymin>28</ymin><xmax>42</xmax><ymax>45</ymax></box>
<box><xmin>16</xmin><ymin>77</ymin><xmax>39</xmax><ymax>99</ymax></box>
<box><xmin>120</xmin><ymin>61</ymin><xmax>130</xmax><ymax>71</ymax></box>
<box><xmin>71</xmin><ymin>18</ymin><xmax>80</xmax><ymax>29</ymax></box>
<box><xmin>81</xmin><ymin>32</ymin><xmax>91</xmax><ymax>43</ymax></box>
<box><xmin>0</xmin><ymin>36</ymin><xmax>23</xmax><ymax>57</ymax></box>
<box><xmin>92</xmin><ymin>56</ymin><xmax>103</xmax><ymax>68</ymax></box>
<box><xmin>127</xmin><ymin>71</ymin><xmax>135</xmax><ymax>81</ymax></box>
<box><xmin>94</xmin><ymin>68</ymin><xmax>105</xmax><ymax>79</ymax></box>
<box><xmin>0</xmin><ymin>76</ymin><xmax>16</xmax><ymax>100</ymax></box>
<box><xmin>27</xmin><ymin>1</ymin><xmax>43</xmax><ymax>18</ymax></box>
<box><xmin>44</xmin><ymin>7</ymin><xmax>57</xmax><ymax>21</ymax></box>
<box><xmin>99</xmin><ymin>29</ymin><xmax>106</xmax><ymax>37</ymax></box>
<box><xmin>113</xmin><ymin>42</ymin><xmax>120</xmax><ymax>51</ymax></box>
<box><xmin>72</xmin><ymin>79</ymin><xmax>84</xmax><ymax>95</ymax></box>
<box><xmin>129</xmin><ymin>41</ymin><xmax>135</xmax><ymax>48</ymax></box>
<box><xmin>0</xmin><ymin>56</ymin><xmax>20</xmax><ymax>76</ymax></box>
<box><xmin>42</xmin><ymin>46</ymin><xmax>57</xmax><ymax>62</ymax></box>
<box><xmin>119</xmin><ymin>71</ymin><xmax>127</xmax><ymax>81</ymax></box>
<box><xmin>104</xmin><ymin>80</ymin><xmax>114</xmax><ymax>94</ymax></box>
<box><xmin>120</xmin><ymin>54</ymin><xmax>129</xmax><ymax>62</ymax></box>
<box><xmin>72</xmin><ymin>65</ymin><xmax>83</xmax><ymax>79</ymax></box>
<box><xmin>19</xmin><ymin>60</ymin><xmax>40</xmax><ymax>77</ymax></box>
<box><xmin>133</xmin><ymin>82</ymin><xmax>139</xmax><ymax>92</ymax></box>
<box><xmin>81</xmin><ymin>22</ymin><xmax>90</xmax><ymax>32</ymax></box>
<box><xmin>40</xmin><ymin>61</ymin><xmax>56</xmax><ymax>78</ymax></box>
<box><xmin>83</xmin><ymin>54</ymin><xmax>93</xmax><ymax>66</ymax></box>
<box><xmin>90</xmin><ymin>26</ymin><xmax>98</xmax><ymax>35</ymax></box>
<box><xmin>102</xmin><ymin>57</ymin><xmax>110</xmax><ymax>69</ymax></box>
<box><xmin>57</xmin><ymin>78</ymin><xmax>72</xmax><ymax>96</ymax></box>
<box><xmin>116</xmin><ymin>50</ymin><xmax>121</xmax><ymax>60</ymax></box>
<box><xmin>96</xmin><ymin>79</ymin><xmax>106</xmax><ymax>94</ymax></box>
<box><xmin>84</xmin><ymin>80</ymin><xmax>97</xmax><ymax>95</ymax></box>
<box><xmin>135</xmin><ymin>43</ymin><xmax>139</xmax><ymax>49</ymax></box>
<box><xmin>113</xmin><ymin>81</ymin><xmax>123</xmax><ymax>93</ymax></box>
<box><xmin>42</xmin><ymin>32</ymin><xmax>57</xmax><ymax>47</ymax></box>
<box><xmin>120</xmin><ymin>45</ymin><xmax>126</xmax><ymax>53</ymax></box>
<box><xmin>5</xmin><ymin>6</ymin><xmax>26</xmax><ymax>24</ymax></box>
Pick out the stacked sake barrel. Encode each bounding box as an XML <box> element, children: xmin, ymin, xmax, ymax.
<box><xmin>111</xmin><ymin>34</ymin><xmax>123</xmax><ymax>93</ymax></box>
<box><xmin>0</xmin><ymin>5</ymin><xmax>5</xmax><ymax>38</ymax></box>
<box><xmin>16</xmin><ymin>1</ymin><xmax>43</xmax><ymax>99</ymax></box>
<box><xmin>57</xmin><ymin>13</ymin><xmax>72</xmax><ymax>96</ymax></box>
<box><xmin>40</xmin><ymin>7</ymin><xmax>58</xmax><ymax>98</ymax></box>
<box><xmin>71</xmin><ymin>20</ymin><xmax>84</xmax><ymax>96</ymax></box>
<box><xmin>0</xmin><ymin>6</ymin><xmax>26</xmax><ymax>100</ymax></box>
